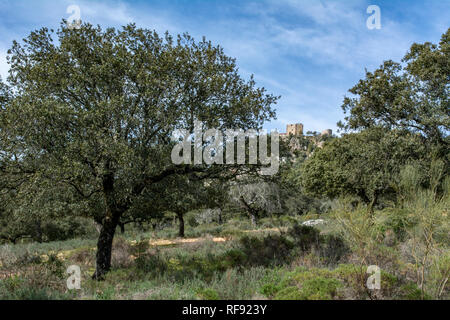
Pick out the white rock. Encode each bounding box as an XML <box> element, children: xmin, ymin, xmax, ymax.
<box><xmin>301</xmin><ymin>219</ymin><xmax>325</xmax><ymax>226</ymax></box>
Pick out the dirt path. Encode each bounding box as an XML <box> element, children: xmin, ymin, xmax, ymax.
<box><xmin>145</xmin><ymin>227</ymin><xmax>286</xmax><ymax>246</ymax></box>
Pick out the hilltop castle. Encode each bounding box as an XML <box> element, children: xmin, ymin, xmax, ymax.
<box><xmin>286</xmin><ymin>123</ymin><xmax>304</xmax><ymax>136</ymax></box>
<box><xmin>280</xmin><ymin>123</ymin><xmax>332</xmax><ymax>137</ymax></box>
<box><xmin>279</xmin><ymin>123</ymin><xmax>333</xmax><ymax>152</ymax></box>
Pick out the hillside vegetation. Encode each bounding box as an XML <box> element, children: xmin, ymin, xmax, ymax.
<box><xmin>0</xmin><ymin>25</ymin><xmax>448</xmax><ymax>300</ymax></box>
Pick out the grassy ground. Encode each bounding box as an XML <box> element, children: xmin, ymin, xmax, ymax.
<box><xmin>0</xmin><ymin>204</ymin><xmax>448</xmax><ymax>300</ymax></box>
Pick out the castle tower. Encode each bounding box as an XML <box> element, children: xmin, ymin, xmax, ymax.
<box><xmin>286</xmin><ymin>123</ymin><xmax>303</xmax><ymax>136</ymax></box>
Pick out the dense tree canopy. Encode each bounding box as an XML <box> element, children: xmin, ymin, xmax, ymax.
<box><xmin>301</xmin><ymin>128</ymin><xmax>428</xmax><ymax>213</ymax></box>
<box><xmin>302</xmin><ymin>29</ymin><xmax>450</xmax><ymax>213</ymax></box>
<box><xmin>339</xmin><ymin>28</ymin><xmax>449</xmax><ymax>153</ymax></box>
<box><xmin>0</xmin><ymin>22</ymin><xmax>278</xmax><ymax>278</ymax></box>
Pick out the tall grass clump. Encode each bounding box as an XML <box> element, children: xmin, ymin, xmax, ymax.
<box><xmin>399</xmin><ymin>161</ymin><xmax>449</xmax><ymax>299</ymax></box>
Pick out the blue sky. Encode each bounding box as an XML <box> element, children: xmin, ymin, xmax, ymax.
<box><xmin>0</xmin><ymin>0</ymin><xmax>448</xmax><ymax>133</ymax></box>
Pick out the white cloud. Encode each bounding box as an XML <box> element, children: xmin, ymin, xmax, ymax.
<box><xmin>207</xmin><ymin>0</ymin><xmax>431</xmax><ymax>133</ymax></box>
<box><xmin>250</xmin><ymin>0</ymin><xmax>416</xmax><ymax>70</ymax></box>
<box><xmin>71</xmin><ymin>1</ymin><xmax>132</xmax><ymax>26</ymax></box>
<box><xmin>271</xmin><ymin>0</ymin><xmax>362</xmax><ymax>27</ymax></box>
<box><xmin>0</xmin><ymin>0</ymin><xmax>446</xmax><ymax>134</ymax></box>
<box><xmin>71</xmin><ymin>0</ymin><xmax>179</xmax><ymax>33</ymax></box>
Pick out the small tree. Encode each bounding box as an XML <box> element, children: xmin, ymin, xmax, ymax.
<box><xmin>230</xmin><ymin>180</ymin><xmax>281</xmax><ymax>226</ymax></box>
<box><xmin>145</xmin><ymin>175</ymin><xmax>208</xmax><ymax>238</ymax></box>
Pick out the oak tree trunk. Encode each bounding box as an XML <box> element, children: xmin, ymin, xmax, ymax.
<box><xmin>34</xmin><ymin>219</ymin><xmax>43</xmax><ymax>243</ymax></box>
<box><xmin>218</xmin><ymin>208</ymin><xmax>223</xmax><ymax>225</ymax></box>
<box><xmin>177</xmin><ymin>212</ymin><xmax>185</xmax><ymax>238</ymax></box>
<box><xmin>92</xmin><ymin>217</ymin><xmax>118</xmax><ymax>280</ymax></box>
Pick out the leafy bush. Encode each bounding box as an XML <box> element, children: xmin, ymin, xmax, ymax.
<box><xmin>286</xmin><ymin>224</ymin><xmax>349</xmax><ymax>264</ymax></box>
<box><xmin>291</xmin><ymin>277</ymin><xmax>342</xmax><ymax>300</ymax></box>
<box><xmin>196</xmin><ymin>288</ymin><xmax>219</xmax><ymax>300</ymax></box>
<box><xmin>135</xmin><ymin>252</ymin><xmax>167</xmax><ymax>275</ymax></box>
<box><xmin>288</xmin><ymin>224</ymin><xmax>321</xmax><ymax>252</ymax></box>
<box><xmin>376</xmin><ymin>208</ymin><xmax>415</xmax><ymax>242</ymax></box>
<box><xmin>0</xmin><ymin>276</ymin><xmax>69</xmax><ymax>300</ymax></box>
<box><xmin>261</xmin><ymin>267</ymin><xmax>343</xmax><ymax>300</ymax></box>
<box><xmin>41</xmin><ymin>217</ymin><xmax>97</xmax><ymax>242</ymax></box>
<box><xmin>239</xmin><ymin>234</ymin><xmax>294</xmax><ymax>267</ymax></box>
<box><xmin>273</xmin><ymin>286</ymin><xmax>303</xmax><ymax>300</ymax></box>
<box><xmin>318</xmin><ymin>234</ymin><xmax>349</xmax><ymax>265</ymax></box>
<box><xmin>398</xmin><ymin>283</ymin><xmax>432</xmax><ymax>300</ymax></box>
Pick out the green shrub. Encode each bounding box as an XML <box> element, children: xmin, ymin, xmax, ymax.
<box><xmin>135</xmin><ymin>252</ymin><xmax>167</xmax><ymax>275</ymax></box>
<box><xmin>260</xmin><ymin>267</ymin><xmax>344</xmax><ymax>300</ymax></box>
<box><xmin>317</xmin><ymin>234</ymin><xmax>349</xmax><ymax>265</ymax></box>
<box><xmin>286</xmin><ymin>224</ymin><xmax>349</xmax><ymax>265</ymax></box>
<box><xmin>41</xmin><ymin>217</ymin><xmax>97</xmax><ymax>242</ymax></box>
<box><xmin>0</xmin><ymin>275</ymin><xmax>70</xmax><ymax>300</ymax></box>
<box><xmin>376</xmin><ymin>208</ymin><xmax>415</xmax><ymax>242</ymax></box>
<box><xmin>187</xmin><ymin>214</ymin><xmax>199</xmax><ymax>228</ymax></box>
<box><xmin>221</xmin><ymin>249</ymin><xmax>247</xmax><ymax>269</ymax></box>
<box><xmin>266</xmin><ymin>268</ymin><xmax>343</xmax><ymax>300</ymax></box>
<box><xmin>196</xmin><ymin>288</ymin><xmax>219</xmax><ymax>300</ymax></box>
<box><xmin>45</xmin><ymin>253</ymin><xmax>66</xmax><ymax>278</ymax></box>
<box><xmin>259</xmin><ymin>268</ymin><xmax>286</xmax><ymax>297</ymax></box>
<box><xmin>288</xmin><ymin>224</ymin><xmax>320</xmax><ymax>252</ymax></box>
<box><xmin>296</xmin><ymin>277</ymin><xmax>342</xmax><ymax>300</ymax></box>
<box><xmin>273</xmin><ymin>286</ymin><xmax>303</xmax><ymax>300</ymax></box>
<box><xmin>240</xmin><ymin>234</ymin><xmax>294</xmax><ymax>267</ymax></box>
<box><xmin>398</xmin><ymin>283</ymin><xmax>432</xmax><ymax>300</ymax></box>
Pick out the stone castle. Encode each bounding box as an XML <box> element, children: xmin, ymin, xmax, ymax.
<box><xmin>286</xmin><ymin>123</ymin><xmax>304</xmax><ymax>136</ymax></box>
<box><xmin>280</xmin><ymin>123</ymin><xmax>332</xmax><ymax>137</ymax></box>
<box><xmin>280</xmin><ymin>123</ymin><xmax>333</xmax><ymax>152</ymax></box>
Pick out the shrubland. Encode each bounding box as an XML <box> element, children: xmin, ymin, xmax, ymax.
<box><xmin>0</xmin><ymin>23</ymin><xmax>448</xmax><ymax>299</ymax></box>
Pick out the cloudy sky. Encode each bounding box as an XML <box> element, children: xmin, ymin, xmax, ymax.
<box><xmin>0</xmin><ymin>0</ymin><xmax>448</xmax><ymax>133</ymax></box>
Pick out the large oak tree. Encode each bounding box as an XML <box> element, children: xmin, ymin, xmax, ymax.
<box><xmin>0</xmin><ymin>23</ymin><xmax>278</xmax><ymax>279</ymax></box>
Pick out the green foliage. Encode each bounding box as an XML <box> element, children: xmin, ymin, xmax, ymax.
<box><xmin>186</xmin><ymin>212</ymin><xmax>200</xmax><ymax>228</ymax></box>
<box><xmin>195</xmin><ymin>288</ymin><xmax>219</xmax><ymax>300</ymax></box>
<box><xmin>0</xmin><ymin>22</ymin><xmax>278</xmax><ymax>277</ymax></box>
<box><xmin>403</xmin><ymin>175</ymin><xmax>450</xmax><ymax>299</ymax></box>
<box><xmin>288</xmin><ymin>224</ymin><xmax>320</xmax><ymax>251</ymax></box>
<box><xmin>0</xmin><ymin>276</ymin><xmax>69</xmax><ymax>300</ymax></box>
<box><xmin>376</xmin><ymin>208</ymin><xmax>415</xmax><ymax>242</ymax></box>
<box><xmin>273</xmin><ymin>286</ymin><xmax>303</xmax><ymax>300</ymax></box>
<box><xmin>261</xmin><ymin>267</ymin><xmax>343</xmax><ymax>300</ymax></box>
<box><xmin>398</xmin><ymin>283</ymin><xmax>432</xmax><ymax>300</ymax></box>
<box><xmin>239</xmin><ymin>234</ymin><xmax>294</xmax><ymax>267</ymax></box>
<box><xmin>301</xmin><ymin>128</ymin><xmax>428</xmax><ymax>210</ymax></box>
<box><xmin>259</xmin><ymin>268</ymin><xmax>285</xmax><ymax>297</ymax></box>
<box><xmin>340</xmin><ymin>29</ymin><xmax>449</xmax><ymax>151</ymax></box>
<box><xmin>259</xmin><ymin>264</ymin><xmax>411</xmax><ymax>300</ymax></box>
<box><xmin>293</xmin><ymin>277</ymin><xmax>342</xmax><ymax>300</ymax></box>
